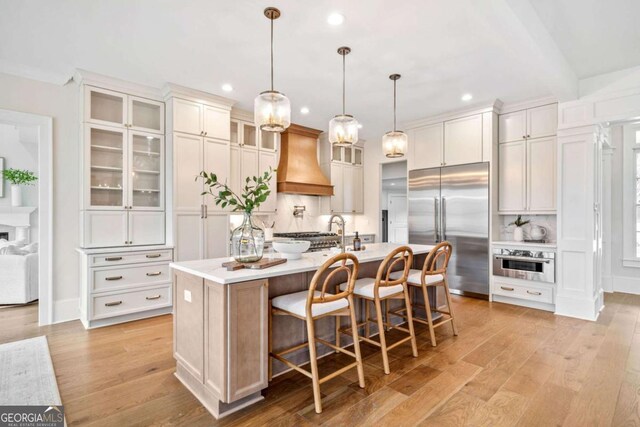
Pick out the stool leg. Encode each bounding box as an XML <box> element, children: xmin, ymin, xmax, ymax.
<box><xmin>374</xmin><ymin>297</ymin><xmax>391</xmax><ymax>375</ymax></box>
<box><xmin>403</xmin><ymin>285</ymin><xmax>419</xmax><ymax>358</ymax></box>
<box><xmin>348</xmin><ymin>296</ymin><xmax>365</xmax><ymax>389</ymax></box>
<box><xmin>364</xmin><ymin>299</ymin><xmax>370</xmax><ymax>338</ymax></box>
<box><xmin>335</xmin><ymin>308</ymin><xmax>341</xmax><ymax>353</ymax></box>
<box><xmin>306</xmin><ymin>317</ymin><xmax>323</xmax><ymax>414</ymax></box>
<box><xmin>268</xmin><ymin>300</ymin><xmax>273</xmax><ymax>381</ymax></box>
<box><xmin>443</xmin><ymin>277</ymin><xmax>458</xmax><ymax>336</ymax></box>
<box><xmin>384</xmin><ymin>299</ymin><xmax>390</xmax><ymax>331</ymax></box>
<box><xmin>421</xmin><ymin>284</ymin><xmax>437</xmax><ymax>347</ymax></box>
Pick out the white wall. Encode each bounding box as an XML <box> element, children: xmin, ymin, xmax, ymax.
<box><xmin>605</xmin><ymin>124</ymin><xmax>640</xmax><ymax>294</ymax></box>
<box><xmin>0</xmin><ymin>123</ymin><xmax>40</xmax><ymax>241</ymax></box>
<box><xmin>0</xmin><ymin>72</ymin><xmax>79</xmax><ymax>322</ymax></box>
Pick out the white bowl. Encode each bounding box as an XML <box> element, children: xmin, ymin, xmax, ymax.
<box><xmin>272</xmin><ymin>240</ymin><xmax>311</xmax><ymax>260</ymax></box>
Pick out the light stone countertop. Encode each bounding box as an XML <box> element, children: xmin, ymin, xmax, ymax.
<box><xmin>492</xmin><ymin>241</ymin><xmax>557</xmax><ymax>249</ymax></box>
<box><xmin>170</xmin><ymin>242</ymin><xmax>434</xmax><ymax>284</ymax></box>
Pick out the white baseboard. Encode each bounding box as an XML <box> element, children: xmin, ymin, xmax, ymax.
<box><xmin>612</xmin><ymin>275</ymin><xmax>640</xmax><ymax>295</ymax></box>
<box><xmin>52</xmin><ymin>298</ymin><xmax>80</xmax><ymax>324</ymax></box>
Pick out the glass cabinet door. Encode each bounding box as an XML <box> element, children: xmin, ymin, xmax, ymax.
<box><xmin>88</xmin><ymin>125</ymin><xmax>126</xmax><ymax>208</ymax></box>
<box><xmin>129</xmin><ymin>96</ymin><xmax>164</xmax><ymax>134</ymax></box>
<box><xmin>344</xmin><ymin>146</ymin><xmax>353</xmax><ymax>164</ymax></box>
<box><xmin>230</xmin><ymin>121</ymin><xmax>239</xmax><ymax>145</ymax></box>
<box><xmin>260</xmin><ymin>129</ymin><xmax>277</xmax><ymax>151</ymax></box>
<box><xmin>129</xmin><ymin>132</ymin><xmax>163</xmax><ymax>210</ymax></box>
<box><xmin>353</xmin><ymin>147</ymin><xmax>363</xmax><ymax>165</ymax></box>
<box><xmin>242</xmin><ymin>123</ymin><xmax>258</xmax><ymax>149</ymax></box>
<box><xmin>331</xmin><ymin>145</ymin><xmax>343</xmax><ymax>162</ymax></box>
<box><xmin>86</xmin><ymin>86</ymin><xmax>126</xmax><ymax>128</ymax></box>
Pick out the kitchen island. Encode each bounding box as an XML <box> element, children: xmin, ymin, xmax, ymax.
<box><xmin>170</xmin><ymin>242</ymin><xmax>434</xmax><ymax>419</ymax></box>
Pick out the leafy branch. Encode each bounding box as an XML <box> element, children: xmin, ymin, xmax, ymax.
<box><xmin>2</xmin><ymin>168</ymin><xmax>38</xmax><ymax>185</ymax></box>
<box><xmin>198</xmin><ymin>167</ymin><xmax>276</xmax><ymax>213</ymax></box>
<box><xmin>509</xmin><ymin>215</ymin><xmax>530</xmax><ymax>227</ymax></box>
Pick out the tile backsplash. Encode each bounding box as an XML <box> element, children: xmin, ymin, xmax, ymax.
<box><xmin>498</xmin><ymin>214</ymin><xmax>557</xmax><ymax>242</ymax></box>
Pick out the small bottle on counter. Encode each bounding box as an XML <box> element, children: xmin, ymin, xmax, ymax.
<box><xmin>353</xmin><ymin>231</ymin><xmax>362</xmax><ymax>251</ymax></box>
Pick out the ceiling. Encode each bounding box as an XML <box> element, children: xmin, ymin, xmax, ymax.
<box><xmin>1</xmin><ymin>0</ymin><xmax>639</xmax><ymax>140</ymax></box>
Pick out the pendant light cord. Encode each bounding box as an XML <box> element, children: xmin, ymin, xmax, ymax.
<box><xmin>270</xmin><ymin>17</ymin><xmax>274</xmax><ymax>92</ymax></box>
<box><xmin>393</xmin><ymin>79</ymin><xmax>397</xmax><ymax>132</ymax></box>
<box><xmin>342</xmin><ymin>52</ymin><xmax>346</xmax><ymax>115</ymax></box>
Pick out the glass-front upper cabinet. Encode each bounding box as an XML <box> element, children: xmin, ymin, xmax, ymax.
<box><xmin>85</xmin><ymin>86</ymin><xmax>164</xmax><ymax>134</ymax></box>
<box><xmin>86</xmin><ymin>87</ymin><xmax>127</xmax><ymax>128</ymax></box>
<box><xmin>331</xmin><ymin>145</ymin><xmax>343</xmax><ymax>162</ymax></box>
<box><xmin>353</xmin><ymin>147</ymin><xmax>363</xmax><ymax>166</ymax></box>
<box><xmin>259</xmin><ymin>129</ymin><xmax>278</xmax><ymax>152</ymax></box>
<box><xmin>242</xmin><ymin>123</ymin><xmax>258</xmax><ymax>149</ymax></box>
<box><xmin>128</xmin><ymin>96</ymin><xmax>164</xmax><ymax>134</ymax></box>
<box><xmin>230</xmin><ymin>121</ymin><xmax>239</xmax><ymax>145</ymax></box>
<box><xmin>87</xmin><ymin>124</ymin><xmax>126</xmax><ymax>209</ymax></box>
<box><xmin>129</xmin><ymin>131</ymin><xmax>163</xmax><ymax>210</ymax></box>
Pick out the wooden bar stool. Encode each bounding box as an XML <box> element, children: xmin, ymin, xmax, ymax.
<box><xmin>337</xmin><ymin>246</ymin><xmax>418</xmax><ymax>374</ymax></box>
<box><xmin>269</xmin><ymin>253</ymin><xmax>365</xmax><ymax>414</ymax></box>
<box><xmin>389</xmin><ymin>241</ymin><xmax>458</xmax><ymax>347</ymax></box>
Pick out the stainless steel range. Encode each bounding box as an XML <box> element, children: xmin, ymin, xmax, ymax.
<box><xmin>273</xmin><ymin>232</ymin><xmax>340</xmax><ymax>252</ymax></box>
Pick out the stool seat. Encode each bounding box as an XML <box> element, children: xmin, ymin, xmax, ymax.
<box><xmin>339</xmin><ymin>277</ymin><xmax>404</xmax><ymax>298</ymax></box>
<box><xmin>389</xmin><ymin>269</ymin><xmax>444</xmax><ymax>285</ymax></box>
<box><xmin>272</xmin><ymin>290</ymin><xmax>348</xmax><ymax>318</ymax></box>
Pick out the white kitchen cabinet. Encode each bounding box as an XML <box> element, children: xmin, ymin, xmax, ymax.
<box><xmin>410</xmin><ymin>123</ymin><xmax>443</xmax><ymax>170</ymax></box>
<box><xmin>527</xmin><ymin>137</ymin><xmax>556</xmax><ymax>212</ymax></box>
<box><xmin>343</xmin><ymin>165</ymin><xmax>355</xmax><ymax>213</ymax></box>
<box><xmin>444</xmin><ymin>114</ymin><xmax>483</xmax><ymax>166</ymax></box>
<box><xmin>82</xmin><ymin>210</ymin><xmax>164</xmax><ymax>248</ymax></box>
<box><xmin>129</xmin><ymin>131</ymin><xmax>164</xmax><ymax>210</ymax></box>
<box><xmin>330</xmin><ymin>163</ymin><xmax>344</xmax><ymax>213</ymax></box>
<box><xmin>82</xmin><ymin>211</ymin><xmax>128</xmax><ymax>248</ymax></box>
<box><xmin>353</xmin><ymin>166</ymin><xmax>364</xmax><ymax>213</ymax></box>
<box><xmin>204</xmin><ymin>214</ymin><xmax>230</xmax><ymax>259</ymax></box>
<box><xmin>498</xmin><ymin>137</ymin><xmax>557</xmax><ymax>213</ymax></box>
<box><xmin>498</xmin><ymin>141</ymin><xmax>526</xmax><ymax>212</ymax></box>
<box><xmin>259</xmin><ymin>129</ymin><xmax>278</xmax><ymax>152</ymax></box>
<box><xmin>174</xmin><ymin>212</ymin><xmax>203</xmax><ymax>262</ymax></box>
<box><xmin>203</xmin><ymin>138</ymin><xmax>230</xmax><ymax>212</ymax></box>
<box><xmin>498</xmin><ymin>110</ymin><xmax>527</xmax><ymax>143</ymax></box>
<box><xmin>85</xmin><ymin>124</ymin><xmax>127</xmax><ymax>210</ymax></box>
<box><xmin>499</xmin><ymin>104</ymin><xmax>557</xmax><ymax>143</ymax></box>
<box><xmin>258</xmin><ymin>151</ymin><xmax>278</xmax><ymax>212</ymax></box>
<box><xmin>128</xmin><ymin>211</ymin><xmax>165</xmax><ymax>246</ymax></box>
<box><xmin>527</xmin><ymin>104</ymin><xmax>558</xmax><ymax>140</ymax></box>
<box><xmin>174</xmin><ymin>133</ymin><xmax>204</xmax><ymax>210</ymax></box>
<box><xmin>128</xmin><ymin>96</ymin><xmax>165</xmax><ymax>134</ymax></box>
<box><xmin>241</xmin><ymin>149</ymin><xmax>259</xmax><ymax>182</ymax></box>
<box><xmin>173</xmin><ymin>98</ymin><xmax>230</xmax><ymax>138</ymax></box>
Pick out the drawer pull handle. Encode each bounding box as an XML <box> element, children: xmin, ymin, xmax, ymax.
<box><xmin>105</xmin><ymin>276</ymin><xmax>123</xmax><ymax>281</ymax></box>
<box><xmin>146</xmin><ymin>272</ymin><xmax>162</xmax><ymax>277</ymax></box>
<box><xmin>146</xmin><ymin>254</ymin><xmax>162</xmax><ymax>259</ymax></box>
<box><xmin>146</xmin><ymin>295</ymin><xmax>162</xmax><ymax>300</ymax></box>
<box><xmin>500</xmin><ymin>286</ymin><xmax>514</xmax><ymax>291</ymax></box>
<box><xmin>105</xmin><ymin>257</ymin><xmax>123</xmax><ymax>261</ymax></box>
<box><xmin>105</xmin><ymin>301</ymin><xmax>122</xmax><ymax>307</ymax></box>
<box><xmin>527</xmin><ymin>290</ymin><xmax>542</xmax><ymax>296</ymax></box>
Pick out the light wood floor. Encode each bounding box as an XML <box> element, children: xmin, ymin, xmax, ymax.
<box><xmin>2</xmin><ymin>293</ymin><xmax>639</xmax><ymax>426</ymax></box>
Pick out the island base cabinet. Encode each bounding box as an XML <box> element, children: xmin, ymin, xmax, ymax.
<box><xmin>173</xmin><ymin>272</ymin><xmax>268</xmax><ymax>419</ymax></box>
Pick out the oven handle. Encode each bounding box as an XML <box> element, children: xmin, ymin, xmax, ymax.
<box><xmin>494</xmin><ymin>255</ymin><xmax>553</xmax><ymax>263</ymax></box>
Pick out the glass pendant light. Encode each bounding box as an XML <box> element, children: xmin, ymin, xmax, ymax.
<box><xmin>382</xmin><ymin>74</ymin><xmax>408</xmax><ymax>158</ymax></box>
<box><xmin>329</xmin><ymin>47</ymin><xmax>359</xmax><ymax>146</ymax></box>
<box><xmin>254</xmin><ymin>7</ymin><xmax>291</xmax><ymax>132</ymax></box>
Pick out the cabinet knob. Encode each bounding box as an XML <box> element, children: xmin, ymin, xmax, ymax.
<box><xmin>527</xmin><ymin>135</ymin><xmax>530</xmax><ymax>138</ymax></box>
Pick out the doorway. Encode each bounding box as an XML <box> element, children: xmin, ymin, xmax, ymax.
<box><xmin>0</xmin><ymin>109</ymin><xmax>53</xmax><ymax>325</ymax></box>
<box><xmin>380</xmin><ymin>161</ymin><xmax>408</xmax><ymax>244</ymax></box>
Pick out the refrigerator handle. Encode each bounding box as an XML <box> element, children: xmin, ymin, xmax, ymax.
<box><xmin>434</xmin><ymin>198</ymin><xmax>440</xmax><ymax>242</ymax></box>
<box><xmin>441</xmin><ymin>197</ymin><xmax>447</xmax><ymax>242</ymax></box>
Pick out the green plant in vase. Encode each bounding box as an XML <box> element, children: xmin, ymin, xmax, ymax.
<box><xmin>199</xmin><ymin>168</ymin><xmax>275</xmax><ymax>263</ymax></box>
<box><xmin>2</xmin><ymin>168</ymin><xmax>38</xmax><ymax>207</ymax></box>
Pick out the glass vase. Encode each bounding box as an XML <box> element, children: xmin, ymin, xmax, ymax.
<box><xmin>231</xmin><ymin>212</ymin><xmax>265</xmax><ymax>263</ymax></box>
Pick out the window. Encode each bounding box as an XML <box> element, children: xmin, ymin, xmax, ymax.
<box><xmin>636</xmin><ymin>143</ymin><xmax>640</xmax><ymax>257</ymax></box>
<box><xmin>622</xmin><ymin>125</ymin><xmax>640</xmax><ymax>267</ymax></box>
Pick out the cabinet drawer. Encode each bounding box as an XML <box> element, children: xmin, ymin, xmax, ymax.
<box><xmin>91</xmin><ymin>285</ymin><xmax>171</xmax><ymax>320</ymax></box>
<box><xmin>493</xmin><ymin>282</ymin><xmax>553</xmax><ymax>304</ymax></box>
<box><xmin>92</xmin><ymin>263</ymin><xmax>170</xmax><ymax>293</ymax></box>
<box><xmin>90</xmin><ymin>250</ymin><xmax>172</xmax><ymax>267</ymax></box>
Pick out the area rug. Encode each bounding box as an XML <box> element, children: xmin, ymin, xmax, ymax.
<box><xmin>0</xmin><ymin>336</ymin><xmax>62</xmax><ymax>406</ymax></box>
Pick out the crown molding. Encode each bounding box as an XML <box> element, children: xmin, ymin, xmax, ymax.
<box><xmin>163</xmin><ymin>83</ymin><xmax>236</xmax><ymax>109</ymax></box>
<box><xmin>402</xmin><ymin>99</ymin><xmax>502</xmax><ymax>130</ymax></box>
<box><xmin>499</xmin><ymin>96</ymin><xmax>557</xmax><ymax>115</ymax></box>
<box><xmin>230</xmin><ymin>107</ymin><xmax>254</xmax><ymax>122</ymax></box>
<box><xmin>75</xmin><ymin>69</ymin><xmax>163</xmax><ymax>100</ymax></box>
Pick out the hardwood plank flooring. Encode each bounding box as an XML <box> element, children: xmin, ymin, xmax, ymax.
<box><xmin>2</xmin><ymin>292</ymin><xmax>639</xmax><ymax>426</ymax></box>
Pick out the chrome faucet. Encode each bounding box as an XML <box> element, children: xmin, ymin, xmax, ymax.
<box><xmin>328</xmin><ymin>214</ymin><xmax>346</xmax><ymax>253</ymax></box>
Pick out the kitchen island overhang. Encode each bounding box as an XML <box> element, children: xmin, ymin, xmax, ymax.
<box><xmin>170</xmin><ymin>242</ymin><xmax>434</xmax><ymax>419</ymax></box>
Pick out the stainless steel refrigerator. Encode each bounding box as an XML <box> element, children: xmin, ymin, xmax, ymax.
<box><xmin>408</xmin><ymin>162</ymin><xmax>489</xmax><ymax>299</ymax></box>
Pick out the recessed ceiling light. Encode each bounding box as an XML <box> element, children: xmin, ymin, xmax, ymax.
<box><xmin>300</xmin><ymin>107</ymin><xmax>310</xmax><ymax>114</ymax></box>
<box><xmin>357</xmin><ymin>123</ymin><xmax>363</xmax><ymax>129</ymax></box>
<box><xmin>461</xmin><ymin>93</ymin><xmax>473</xmax><ymax>101</ymax></box>
<box><xmin>390</xmin><ymin>183</ymin><xmax>396</xmax><ymax>186</ymax></box>
<box><xmin>222</xmin><ymin>84</ymin><xmax>233</xmax><ymax>92</ymax></box>
<box><xmin>327</xmin><ymin>12</ymin><xmax>344</xmax><ymax>26</ymax></box>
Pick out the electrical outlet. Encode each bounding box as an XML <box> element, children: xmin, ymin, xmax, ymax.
<box><xmin>184</xmin><ymin>289</ymin><xmax>192</xmax><ymax>303</ymax></box>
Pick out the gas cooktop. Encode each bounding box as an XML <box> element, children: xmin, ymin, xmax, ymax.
<box><xmin>273</xmin><ymin>232</ymin><xmax>339</xmax><ymax>251</ymax></box>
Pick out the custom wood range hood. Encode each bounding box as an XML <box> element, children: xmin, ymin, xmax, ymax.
<box><xmin>277</xmin><ymin>124</ymin><xmax>333</xmax><ymax>196</ymax></box>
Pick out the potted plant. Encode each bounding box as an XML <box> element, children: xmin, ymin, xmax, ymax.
<box><xmin>199</xmin><ymin>168</ymin><xmax>275</xmax><ymax>263</ymax></box>
<box><xmin>509</xmin><ymin>215</ymin><xmax>530</xmax><ymax>242</ymax></box>
<box><xmin>2</xmin><ymin>169</ymin><xmax>37</xmax><ymax>207</ymax></box>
